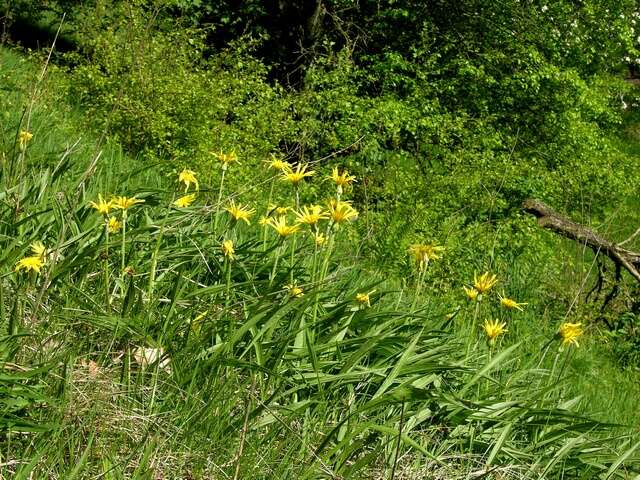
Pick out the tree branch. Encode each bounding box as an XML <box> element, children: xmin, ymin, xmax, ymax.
<box><xmin>522</xmin><ymin>198</ymin><xmax>640</xmax><ymax>282</ymax></box>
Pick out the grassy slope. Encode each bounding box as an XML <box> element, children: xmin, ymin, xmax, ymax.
<box><xmin>1</xmin><ymin>46</ymin><xmax>640</xmax><ymax>479</ymax></box>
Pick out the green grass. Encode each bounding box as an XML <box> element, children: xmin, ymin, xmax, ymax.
<box><xmin>1</xmin><ymin>46</ymin><xmax>640</xmax><ymax>479</ymax></box>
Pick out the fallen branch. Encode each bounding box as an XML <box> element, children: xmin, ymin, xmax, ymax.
<box><xmin>522</xmin><ymin>198</ymin><xmax>640</xmax><ymax>283</ymax></box>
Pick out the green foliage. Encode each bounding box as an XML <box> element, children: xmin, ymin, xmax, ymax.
<box><xmin>1</xmin><ymin>46</ymin><xmax>640</xmax><ymax>478</ymax></box>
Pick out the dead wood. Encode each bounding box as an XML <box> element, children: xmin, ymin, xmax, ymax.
<box><xmin>522</xmin><ymin>198</ymin><xmax>640</xmax><ymax>283</ymax></box>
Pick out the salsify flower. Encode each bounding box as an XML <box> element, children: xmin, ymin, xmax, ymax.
<box><xmin>89</xmin><ymin>194</ymin><xmax>114</xmax><ymax>216</ymax></box>
<box><xmin>216</xmin><ymin>151</ymin><xmax>239</xmax><ymax>170</ymax></box>
<box><xmin>225</xmin><ymin>200</ymin><xmax>255</xmax><ymax>224</ymax></box>
<box><xmin>313</xmin><ymin>232</ymin><xmax>327</xmax><ymax>247</ymax></box>
<box><xmin>482</xmin><ymin>319</ymin><xmax>507</xmax><ymax>343</ymax></box>
<box><xmin>15</xmin><ymin>255</ymin><xmax>44</xmax><ymax>273</ymax></box>
<box><xmin>499</xmin><ymin>293</ymin><xmax>527</xmax><ymax>311</ymax></box>
<box><xmin>282</xmin><ymin>163</ymin><xmax>314</xmax><ymax>185</ymax></box>
<box><xmin>474</xmin><ymin>272</ymin><xmax>498</xmax><ymax>294</ymax></box>
<box><xmin>221</xmin><ymin>239</ymin><xmax>235</xmax><ymax>259</ymax></box>
<box><xmin>267</xmin><ymin>216</ymin><xmax>300</xmax><ymax>237</ymax></box>
<box><xmin>173</xmin><ymin>193</ymin><xmax>196</xmax><ymax>208</ymax></box>
<box><xmin>285</xmin><ymin>283</ymin><xmax>304</xmax><ymax>298</ymax></box>
<box><xmin>295</xmin><ymin>204</ymin><xmax>328</xmax><ymax>226</ymax></box>
<box><xmin>329</xmin><ymin>167</ymin><xmax>356</xmax><ymax>190</ymax></box>
<box><xmin>463</xmin><ymin>286</ymin><xmax>479</xmax><ymax>301</ymax></box>
<box><xmin>559</xmin><ymin>322</ymin><xmax>583</xmax><ymax>347</ymax></box>
<box><xmin>268</xmin><ymin>204</ymin><xmax>291</xmax><ymax>216</ymax></box>
<box><xmin>30</xmin><ymin>241</ymin><xmax>46</xmax><ymax>259</ymax></box>
<box><xmin>178</xmin><ymin>168</ymin><xmax>199</xmax><ymax>192</ymax></box>
<box><xmin>264</xmin><ymin>155</ymin><xmax>291</xmax><ymax>173</ymax></box>
<box><xmin>258</xmin><ymin>215</ymin><xmax>270</xmax><ymax>226</ymax></box>
<box><xmin>108</xmin><ymin>216</ymin><xmax>121</xmax><ymax>233</ymax></box>
<box><xmin>408</xmin><ymin>243</ymin><xmax>444</xmax><ymax>266</ymax></box>
<box><xmin>327</xmin><ymin>199</ymin><xmax>358</xmax><ymax>223</ymax></box>
<box><xmin>112</xmin><ymin>196</ymin><xmax>145</xmax><ymax>210</ymax></box>
<box><xmin>355</xmin><ymin>290</ymin><xmax>375</xmax><ymax>308</ymax></box>
<box><xmin>18</xmin><ymin>130</ymin><xmax>33</xmax><ymax>149</ymax></box>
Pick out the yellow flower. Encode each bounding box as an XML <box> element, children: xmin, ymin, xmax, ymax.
<box><xmin>499</xmin><ymin>294</ymin><xmax>527</xmax><ymax>311</ymax></box>
<box><xmin>15</xmin><ymin>255</ymin><xmax>44</xmax><ymax>273</ymax></box>
<box><xmin>329</xmin><ymin>167</ymin><xmax>356</xmax><ymax>191</ymax></box>
<box><xmin>30</xmin><ymin>241</ymin><xmax>46</xmax><ymax>259</ymax></box>
<box><xmin>559</xmin><ymin>322</ymin><xmax>583</xmax><ymax>347</ymax></box>
<box><xmin>178</xmin><ymin>168</ymin><xmax>199</xmax><ymax>192</ymax></box>
<box><xmin>313</xmin><ymin>232</ymin><xmax>327</xmax><ymax>247</ymax></box>
<box><xmin>221</xmin><ymin>239</ymin><xmax>235</xmax><ymax>259</ymax></box>
<box><xmin>473</xmin><ymin>272</ymin><xmax>498</xmax><ymax>295</ymax></box>
<box><xmin>282</xmin><ymin>163</ymin><xmax>314</xmax><ymax>185</ymax></box>
<box><xmin>482</xmin><ymin>319</ymin><xmax>507</xmax><ymax>342</ymax></box>
<box><xmin>112</xmin><ymin>196</ymin><xmax>145</xmax><ymax>210</ymax></box>
<box><xmin>355</xmin><ymin>290</ymin><xmax>375</xmax><ymax>307</ymax></box>
<box><xmin>18</xmin><ymin>130</ymin><xmax>33</xmax><ymax>149</ymax></box>
<box><xmin>216</xmin><ymin>151</ymin><xmax>239</xmax><ymax>170</ymax></box>
<box><xmin>267</xmin><ymin>216</ymin><xmax>300</xmax><ymax>237</ymax></box>
<box><xmin>173</xmin><ymin>193</ymin><xmax>196</xmax><ymax>208</ymax></box>
<box><xmin>463</xmin><ymin>286</ymin><xmax>479</xmax><ymax>301</ymax></box>
<box><xmin>408</xmin><ymin>243</ymin><xmax>444</xmax><ymax>266</ymax></box>
<box><xmin>258</xmin><ymin>215</ymin><xmax>270</xmax><ymax>226</ymax></box>
<box><xmin>268</xmin><ymin>204</ymin><xmax>291</xmax><ymax>216</ymax></box>
<box><xmin>285</xmin><ymin>283</ymin><xmax>304</xmax><ymax>298</ymax></box>
<box><xmin>225</xmin><ymin>200</ymin><xmax>255</xmax><ymax>224</ymax></box>
<box><xmin>295</xmin><ymin>205</ymin><xmax>328</xmax><ymax>226</ymax></box>
<box><xmin>327</xmin><ymin>199</ymin><xmax>358</xmax><ymax>223</ymax></box>
<box><xmin>265</xmin><ymin>155</ymin><xmax>291</xmax><ymax>173</ymax></box>
<box><xmin>108</xmin><ymin>216</ymin><xmax>121</xmax><ymax>233</ymax></box>
<box><xmin>89</xmin><ymin>194</ymin><xmax>114</xmax><ymax>216</ymax></box>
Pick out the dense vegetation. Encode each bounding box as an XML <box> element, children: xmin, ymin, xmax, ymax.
<box><xmin>1</xmin><ymin>1</ymin><xmax>640</xmax><ymax>478</ymax></box>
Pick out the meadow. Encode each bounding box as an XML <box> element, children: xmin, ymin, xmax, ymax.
<box><xmin>2</xmin><ymin>3</ymin><xmax>640</xmax><ymax>478</ymax></box>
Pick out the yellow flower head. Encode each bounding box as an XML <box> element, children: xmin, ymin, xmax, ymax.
<box><xmin>221</xmin><ymin>239</ymin><xmax>235</xmax><ymax>259</ymax></box>
<box><xmin>259</xmin><ymin>215</ymin><xmax>270</xmax><ymax>226</ymax></box>
<box><xmin>282</xmin><ymin>163</ymin><xmax>314</xmax><ymax>185</ymax></box>
<box><xmin>328</xmin><ymin>199</ymin><xmax>358</xmax><ymax>224</ymax></box>
<box><xmin>216</xmin><ymin>151</ymin><xmax>239</xmax><ymax>170</ymax></box>
<box><xmin>482</xmin><ymin>319</ymin><xmax>507</xmax><ymax>342</ymax></box>
<box><xmin>178</xmin><ymin>168</ymin><xmax>199</xmax><ymax>192</ymax></box>
<box><xmin>267</xmin><ymin>216</ymin><xmax>300</xmax><ymax>237</ymax></box>
<box><xmin>225</xmin><ymin>200</ymin><xmax>255</xmax><ymax>224</ymax></box>
<box><xmin>473</xmin><ymin>272</ymin><xmax>498</xmax><ymax>295</ymax></box>
<box><xmin>499</xmin><ymin>293</ymin><xmax>527</xmax><ymax>311</ymax></box>
<box><xmin>18</xmin><ymin>130</ymin><xmax>33</xmax><ymax>149</ymax></box>
<box><xmin>285</xmin><ymin>283</ymin><xmax>304</xmax><ymax>298</ymax></box>
<box><xmin>295</xmin><ymin>204</ymin><xmax>328</xmax><ymax>226</ymax></box>
<box><xmin>408</xmin><ymin>243</ymin><xmax>444</xmax><ymax>266</ymax></box>
<box><xmin>329</xmin><ymin>167</ymin><xmax>356</xmax><ymax>190</ymax></box>
<box><xmin>355</xmin><ymin>290</ymin><xmax>375</xmax><ymax>308</ymax></box>
<box><xmin>89</xmin><ymin>194</ymin><xmax>114</xmax><ymax>216</ymax></box>
<box><xmin>15</xmin><ymin>255</ymin><xmax>44</xmax><ymax>273</ymax></box>
<box><xmin>313</xmin><ymin>232</ymin><xmax>327</xmax><ymax>247</ymax></box>
<box><xmin>559</xmin><ymin>322</ymin><xmax>583</xmax><ymax>347</ymax></box>
<box><xmin>463</xmin><ymin>286</ymin><xmax>479</xmax><ymax>301</ymax></box>
<box><xmin>268</xmin><ymin>204</ymin><xmax>292</xmax><ymax>216</ymax></box>
<box><xmin>108</xmin><ymin>216</ymin><xmax>121</xmax><ymax>233</ymax></box>
<box><xmin>112</xmin><ymin>196</ymin><xmax>145</xmax><ymax>210</ymax></box>
<box><xmin>173</xmin><ymin>193</ymin><xmax>196</xmax><ymax>208</ymax></box>
<box><xmin>265</xmin><ymin>155</ymin><xmax>291</xmax><ymax>173</ymax></box>
<box><xmin>30</xmin><ymin>241</ymin><xmax>46</xmax><ymax>259</ymax></box>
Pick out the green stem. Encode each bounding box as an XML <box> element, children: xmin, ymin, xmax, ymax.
<box><xmin>262</xmin><ymin>179</ymin><xmax>275</xmax><ymax>251</ymax></box>
<box><xmin>465</xmin><ymin>300</ymin><xmax>481</xmax><ymax>359</ymax></box>
<box><xmin>120</xmin><ymin>210</ymin><xmax>128</xmax><ymax>286</ymax></box>
<box><xmin>213</xmin><ymin>168</ymin><xmax>227</xmax><ymax>233</ymax></box>
<box><xmin>104</xmin><ymin>219</ymin><xmax>110</xmax><ymax>309</ymax></box>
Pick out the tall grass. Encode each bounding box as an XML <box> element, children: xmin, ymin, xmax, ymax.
<box><xmin>1</xmin><ymin>47</ymin><xmax>639</xmax><ymax>479</ymax></box>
